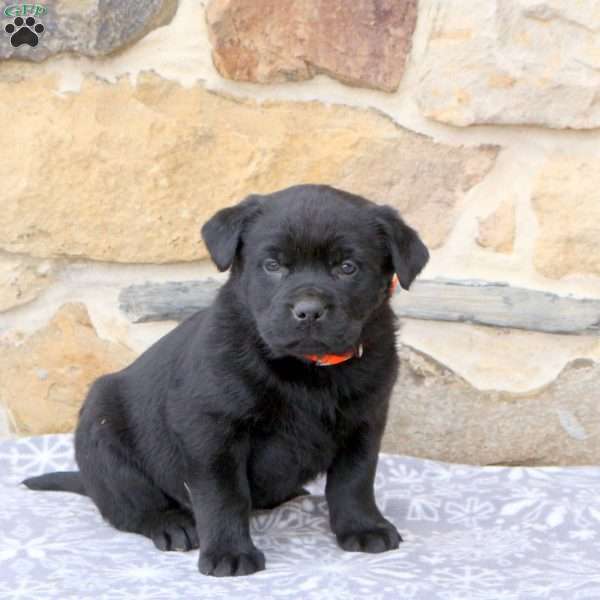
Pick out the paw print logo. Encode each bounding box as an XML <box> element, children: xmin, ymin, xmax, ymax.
<box><xmin>4</xmin><ymin>16</ymin><xmax>44</xmax><ymax>47</ymax></box>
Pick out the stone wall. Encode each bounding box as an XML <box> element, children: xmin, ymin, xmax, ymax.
<box><xmin>1</xmin><ymin>0</ymin><xmax>599</xmax><ymax>465</ymax></box>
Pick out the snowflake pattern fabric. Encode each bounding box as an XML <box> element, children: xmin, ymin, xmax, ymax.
<box><xmin>1</xmin><ymin>434</ymin><xmax>599</xmax><ymax>600</ymax></box>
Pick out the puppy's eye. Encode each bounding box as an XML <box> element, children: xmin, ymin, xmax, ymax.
<box><xmin>340</xmin><ymin>260</ymin><xmax>358</xmax><ymax>275</ymax></box>
<box><xmin>263</xmin><ymin>258</ymin><xmax>281</xmax><ymax>273</ymax></box>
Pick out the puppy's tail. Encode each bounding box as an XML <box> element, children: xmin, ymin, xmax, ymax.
<box><xmin>22</xmin><ymin>471</ymin><xmax>86</xmax><ymax>496</ymax></box>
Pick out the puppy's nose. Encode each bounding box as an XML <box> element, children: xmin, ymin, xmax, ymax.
<box><xmin>292</xmin><ymin>298</ymin><xmax>327</xmax><ymax>322</ymax></box>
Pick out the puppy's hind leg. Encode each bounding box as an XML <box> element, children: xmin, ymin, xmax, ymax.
<box><xmin>75</xmin><ymin>380</ymin><xmax>198</xmax><ymax>552</ymax></box>
<box><xmin>79</xmin><ymin>442</ymin><xmax>198</xmax><ymax>552</ymax></box>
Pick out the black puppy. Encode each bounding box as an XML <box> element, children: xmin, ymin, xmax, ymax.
<box><xmin>24</xmin><ymin>184</ymin><xmax>429</xmax><ymax>577</ymax></box>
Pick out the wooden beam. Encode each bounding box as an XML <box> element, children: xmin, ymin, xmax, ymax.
<box><xmin>118</xmin><ymin>279</ymin><xmax>600</xmax><ymax>336</ymax></box>
<box><xmin>119</xmin><ymin>279</ymin><xmax>224</xmax><ymax>324</ymax></box>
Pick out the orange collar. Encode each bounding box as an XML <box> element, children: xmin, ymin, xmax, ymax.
<box><xmin>303</xmin><ymin>344</ymin><xmax>363</xmax><ymax>367</ymax></box>
<box><xmin>302</xmin><ymin>275</ymin><xmax>398</xmax><ymax>367</ymax></box>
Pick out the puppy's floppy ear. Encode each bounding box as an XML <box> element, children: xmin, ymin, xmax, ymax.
<box><xmin>375</xmin><ymin>205</ymin><xmax>429</xmax><ymax>290</ymax></box>
<box><xmin>201</xmin><ymin>195</ymin><xmax>263</xmax><ymax>271</ymax></box>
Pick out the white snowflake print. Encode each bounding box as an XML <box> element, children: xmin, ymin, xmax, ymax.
<box><xmin>445</xmin><ymin>497</ymin><xmax>496</xmax><ymax>528</ymax></box>
<box><xmin>2</xmin><ymin>434</ymin><xmax>600</xmax><ymax>599</ymax></box>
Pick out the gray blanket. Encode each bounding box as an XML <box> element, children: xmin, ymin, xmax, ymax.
<box><xmin>1</xmin><ymin>434</ymin><xmax>599</xmax><ymax>599</ymax></box>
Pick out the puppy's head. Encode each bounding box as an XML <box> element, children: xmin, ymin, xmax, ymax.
<box><xmin>202</xmin><ymin>185</ymin><xmax>429</xmax><ymax>359</ymax></box>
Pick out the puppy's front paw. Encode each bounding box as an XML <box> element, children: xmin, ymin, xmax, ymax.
<box><xmin>198</xmin><ymin>547</ymin><xmax>266</xmax><ymax>577</ymax></box>
<box><xmin>337</xmin><ymin>524</ymin><xmax>402</xmax><ymax>553</ymax></box>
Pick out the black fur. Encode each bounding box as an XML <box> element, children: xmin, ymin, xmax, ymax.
<box><xmin>23</xmin><ymin>184</ymin><xmax>429</xmax><ymax>577</ymax></box>
<box><xmin>22</xmin><ymin>471</ymin><xmax>85</xmax><ymax>495</ymax></box>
